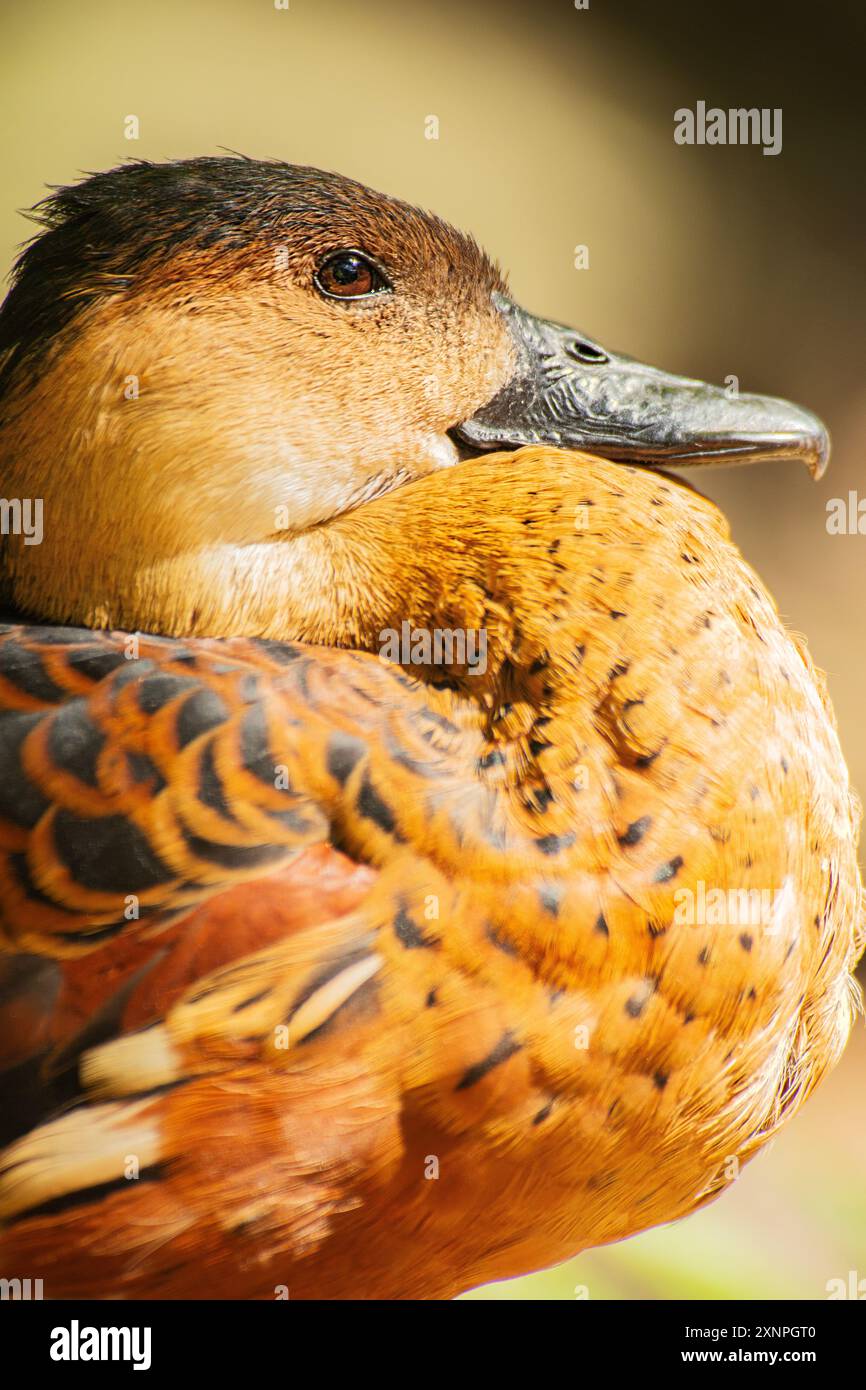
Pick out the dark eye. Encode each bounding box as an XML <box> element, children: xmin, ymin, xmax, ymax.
<box><xmin>568</xmin><ymin>338</ymin><xmax>609</xmax><ymax>365</ymax></box>
<box><xmin>314</xmin><ymin>250</ymin><xmax>391</xmax><ymax>300</ymax></box>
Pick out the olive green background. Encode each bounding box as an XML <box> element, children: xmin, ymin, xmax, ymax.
<box><xmin>1</xmin><ymin>0</ymin><xmax>863</xmax><ymax>1300</ymax></box>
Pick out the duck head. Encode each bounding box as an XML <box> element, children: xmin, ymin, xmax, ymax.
<box><xmin>0</xmin><ymin>156</ymin><xmax>828</xmax><ymax>636</ymax></box>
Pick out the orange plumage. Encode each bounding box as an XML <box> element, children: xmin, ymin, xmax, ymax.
<box><xmin>0</xmin><ymin>159</ymin><xmax>861</xmax><ymax>1298</ymax></box>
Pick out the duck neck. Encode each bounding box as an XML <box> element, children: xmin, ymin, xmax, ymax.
<box><xmin>4</xmin><ymin>449</ymin><xmax>666</xmax><ymax>727</ymax></box>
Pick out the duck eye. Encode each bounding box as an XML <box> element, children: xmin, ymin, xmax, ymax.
<box><xmin>314</xmin><ymin>250</ymin><xmax>390</xmax><ymax>300</ymax></box>
<box><xmin>568</xmin><ymin>339</ymin><xmax>609</xmax><ymax>366</ymax></box>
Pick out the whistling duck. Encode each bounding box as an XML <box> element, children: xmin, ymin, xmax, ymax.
<box><xmin>0</xmin><ymin>158</ymin><xmax>861</xmax><ymax>1299</ymax></box>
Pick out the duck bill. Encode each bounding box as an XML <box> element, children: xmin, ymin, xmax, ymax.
<box><xmin>454</xmin><ymin>294</ymin><xmax>829</xmax><ymax>479</ymax></box>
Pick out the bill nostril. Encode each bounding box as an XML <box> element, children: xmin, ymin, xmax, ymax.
<box><xmin>567</xmin><ymin>339</ymin><xmax>609</xmax><ymax>366</ymax></box>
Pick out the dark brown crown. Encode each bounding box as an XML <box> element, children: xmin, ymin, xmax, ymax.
<box><xmin>0</xmin><ymin>156</ymin><xmax>504</xmax><ymax>400</ymax></box>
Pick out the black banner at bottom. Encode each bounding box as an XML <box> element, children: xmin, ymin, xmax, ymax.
<box><xmin>0</xmin><ymin>1296</ymin><xmax>859</xmax><ymax>1375</ymax></box>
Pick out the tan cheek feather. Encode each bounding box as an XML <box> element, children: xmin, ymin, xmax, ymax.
<box><xmin>78</xmin><ymin>952</ymin><xmax>384</xmax><ymax>1100</ymax></box>
<box><xmin>80</xmin><ymin>1027</ymin><xmax>183</xmax><ymax>1101</ymax></box>
<box><xmin>280</xmin><ymin>953</ymin><xmax>383</xmax><ymax>1050</ymax></box>
<box><xmin>0</xmin><ymin>1099</ymin><xmax>161</xmax><ymax>1223</ymax></box>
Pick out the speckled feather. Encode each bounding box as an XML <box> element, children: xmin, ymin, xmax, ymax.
<box><xmin>0</xmin><ymin>450</ymin><xmax>861</xmax><ymax>1298</ymax></box>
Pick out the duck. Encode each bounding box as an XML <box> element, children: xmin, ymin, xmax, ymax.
<box><xmin>0</xmin><ymin>156</ymin><xmax>861</xmax><ymax>1300</ymax></box>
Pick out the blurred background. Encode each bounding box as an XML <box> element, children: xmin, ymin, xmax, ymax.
<box><xmin>1</xmin><ymin>0</ymin><xmax>863</xmax><ymax>1300</ymax></box>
